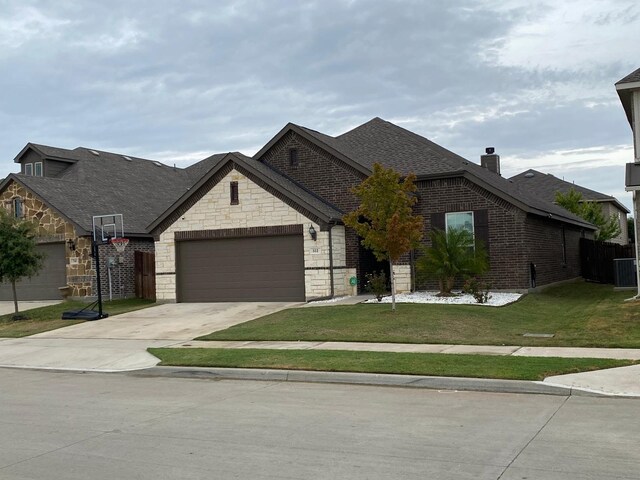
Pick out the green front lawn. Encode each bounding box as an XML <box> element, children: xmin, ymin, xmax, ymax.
<box><xmin>150</xmin><ymin>347</ymin><xmax>636</xmax><ymax>381</ymax></box>
<box><xmin>199</xmin><ymin>282</ymin><xmax>640</xmax><ymax>348</ymax></box>
<box><xmin>0</xmin><ymin>298</ymin><xmax>156</xmax><ymax>337</ymax></box>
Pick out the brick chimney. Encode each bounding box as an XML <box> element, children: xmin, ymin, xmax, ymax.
<box><xmin>481</xmin><ymin>147</ymin><xmax>500</xmax><ymax>175</ymax></box>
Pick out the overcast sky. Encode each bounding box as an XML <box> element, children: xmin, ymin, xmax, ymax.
<box><xmin>1</xmin><ymin>0</ymin><xmax>638</xmax><ymax>211</ymax></box>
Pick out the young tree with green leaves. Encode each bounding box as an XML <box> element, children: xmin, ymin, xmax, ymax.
<box><xmin>417</xmin><ymin>228</ymin><xmax>489</xmax><ymax>296</ymax></box>
<box><xmin>0</xmin><ymin>209</ymin><xmax>44</xmax><ymax>318</ymax></box>
<box><xmin>343</xmin><ymin>163</ymin><xmax>423</xmax><ymax>311</ymax></box>
<box><xmin>554</xmin><ymin>188</ymin><xmax>621</xmax><ymax>242</ymax></box>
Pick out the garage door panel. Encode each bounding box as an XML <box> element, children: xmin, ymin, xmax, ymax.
<box><xmin>0</xmin><ymin>243</ymin><xmax>66</xmax><ymax>301</ymax></box>
<box><xmin>177</xmin><ymin>235</ymin><xmax>305</xmax><ymax>302</ymax></box>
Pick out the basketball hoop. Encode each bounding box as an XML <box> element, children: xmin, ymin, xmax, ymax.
<box><xmin>109</xmin><ymin>237</ymin><xmax>129</xmax><ymax>253</ymax></box>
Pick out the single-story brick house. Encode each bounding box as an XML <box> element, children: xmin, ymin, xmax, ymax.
<box><xmin>149</xmin><ymin>118</ymin><xmax>596</xmax><ymax>302</ymax></box>
<box><xmin>511</xmin><ymin>169</ymin><xmax>629</xmax><ymax>245</ymax></box>
<box><xmin>3</xmin><ymin>117</ymin><xmax>603</xmax><ymax>303</ymax></box>
<box><xmin>619</xmin><ymin>66</ymin><xmax>640</xmax><ymax>292</ymax></box>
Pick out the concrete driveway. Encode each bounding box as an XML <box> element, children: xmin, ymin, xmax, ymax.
<box><xmin>0</xmin><ymin>300</ymin><xmax>61</xmax><ymax>316</ymax></box>
<box><xmin>0</xmin><ymin>301</ymin><xmax>299</xmax><ymax>372</ymax></box>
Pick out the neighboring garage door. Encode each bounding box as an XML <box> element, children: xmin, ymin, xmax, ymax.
<box><xmin>0</xmin><ymin>243</ymin><xmax>66</xmax><ymax>301</ymax></box>
<box><xmin>177</xmin><ymin>235</ymin><xmax>305</xmax><ymax>302</ymax></box>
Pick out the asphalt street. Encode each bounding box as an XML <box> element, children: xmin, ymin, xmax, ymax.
<box><xmin>0</xmin><ymin>368</ymin><xmax>638</xmax><ymax>479</ymax></box>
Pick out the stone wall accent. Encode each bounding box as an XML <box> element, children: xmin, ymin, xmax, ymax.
<box><xmin>0</xmin><ymin>180</ymin><xmax>151</xmax><ymax>299</ymax></box>
<box><xmin>156</xmin><ymin>169</ymin><xmax>347</xmax><ymax>301</ymax></box>
<box><xmin>0</xmin><ymin>181</ymin><xmax>93</xmax><ymax>298</ymax></box>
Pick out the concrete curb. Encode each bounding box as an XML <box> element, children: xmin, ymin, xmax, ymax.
<box><xmin>129</xmin><ymin>366</ymin><xmax>610</xmax><ymax>397</ymax></box>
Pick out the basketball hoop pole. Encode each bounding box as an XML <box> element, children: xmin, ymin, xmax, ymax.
<box><xmin>93</xmin><ymin>237</ymin><xmax>105</xmax><ymax>319</ymax></box>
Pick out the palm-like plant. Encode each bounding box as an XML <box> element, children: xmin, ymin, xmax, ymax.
<box><xmin>417</xmin><ymin>228</ymin><xmax>488</xmax><ymax>296</ymax></box>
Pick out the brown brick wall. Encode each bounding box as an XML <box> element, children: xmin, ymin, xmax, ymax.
<box><xmin>95</xmin><ymin>239</ymin><xmax>155</xmax><ymax>299</ymax></box>
<box><xmin>259</xmin><ymin>133</ymin><xmax>587</xmax><ymax>290</ymax></box>
<box><xmin>415</xmin><ymin>177</ymin><xmax>530</xmax><ymax>289</ymax></box>
<box><xmin>524</xmin><ymin>216</ymin><xmax>586</xmax><ymax>286</ymax></box>
<box><xmin>260</xmin><ymin>131</ymin><xmax>367</xmax><ymax>270</ymax></box>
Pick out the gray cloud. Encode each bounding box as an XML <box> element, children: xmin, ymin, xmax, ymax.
<box><xmin>0</xmin><ymin>0</ymin><xmax>638</xmax><ymax>212</ymax></box>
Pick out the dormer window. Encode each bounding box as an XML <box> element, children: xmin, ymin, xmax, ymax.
<box><xmin>12</xmin><ymin>198</ymin><xmax>23</xmax><ymax>218</ymax></box>
<box><xmin>289</xmin><ymin>148</ymin><xmax>299</xmax><ymax>167</ymax></box>
<box><xmin>34</xmin><ymin>162</ymin><xmax>43</xmax><ymax>177</ymax></box>
<box><xmin>24</xmin><ymin>163</ymin><xmax>33</xmax><ymax>175</ymax></box>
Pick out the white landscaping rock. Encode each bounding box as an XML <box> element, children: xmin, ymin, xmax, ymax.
<box><xmin>364</xmin><ymin>291</ymin><xmax>522</xmax><ymax>307</ymax></box>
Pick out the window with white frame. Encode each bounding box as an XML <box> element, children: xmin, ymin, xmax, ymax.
<box><xmin>24</xmin><ymin>163</ymin><xmax>33</xmax><ymax>175</ymax></box>
<box><xmin>446</xmin><ymin>211</ymin><xmax>474</xmax><ymax>234</ymax></box>
<box><xmin>34</xmin><ymin>162</ymin><xmax>43</xmax><ymax>177</ymax></box>
<box><xmin>446</xmin><ymin>211</ymin><xmax>475</xmax><ymax>246</ymax></box>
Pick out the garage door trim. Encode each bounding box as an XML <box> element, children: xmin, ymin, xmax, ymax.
<box><xmin>175</xmin><ymin>224</ymin><xmax>303</xmax><ymax>242</ymax></box>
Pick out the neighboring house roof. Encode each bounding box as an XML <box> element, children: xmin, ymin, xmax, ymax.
<box><xmin>257</xmin><ymin>117</ymin><xmax>595</xmax><ymax>229</ymax></box>
<box><xmin>511</xmin><ymin>169</ymin><xmax>630</xmax><ymax>214</ymax></box>
<box><xmin>1</xmin><ymin>146</ymin><xmax>221</xmax><ymax>236</ymax></box>
<box><xmin>615</xmin><ymin>67</ymin><xmax>640</xmax><ymax>125</ymax></box>
<box><xmin>616</xmin><ymin>67</ymin><xmax>640</xmax><ymax>86</ymax></box>
<box><xmin>149</xmin><ymin>152</ymin><xmax>343</xmax><ymax>235</ymax></box>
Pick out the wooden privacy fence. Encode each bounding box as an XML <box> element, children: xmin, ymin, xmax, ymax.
<box><xmin>580</xmin><ymin>238</ymin><xmax>634</xmax><ymax>284</ymax></box>
<box><xmin>134</xmin><ymin>251</ymin><xmax>156</xmax><ymax>300</ymax></box>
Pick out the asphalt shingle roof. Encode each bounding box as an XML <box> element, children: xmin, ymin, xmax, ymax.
<box><xmin>7</xmin><ymin>147</ymin><xmax>200</xmax><ymax>236</ymax></box>
<box><xmin>616</xmin><ymin>67</ymin><xmax>640</xmax><ymax>85</ymax></box>
<box><xmin>511</xmin><ymin>169</ymin><xmax>629</xmax><ymax>213</ymax></box>
<box><xmin>290</xmin><ymin>118</ymin><xmax>594</xmax><ymax>228</ymax></box>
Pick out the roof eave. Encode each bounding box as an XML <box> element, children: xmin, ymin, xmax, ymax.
<box><xmin>0</xmin><ymin>174</ymin><xmax>90</xmax><ymax>236</ymax></box>
<box><xmin>148</xmin><ymin>153</ymin><xmax>342</xmax><ymax>235</ymax></box>
<box><xmin>616</xmin><ymin>87</ymin><xmax>636</xmax><ymax>127</ymax></box>
<box><xmin>460</xmin><ymin>171</ymin><xmax>596</xmax><ymax>230</ymax></box>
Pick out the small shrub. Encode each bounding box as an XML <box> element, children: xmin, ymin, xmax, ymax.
<box><xmin>463</xmin><ymin>277</ymin><xmax>492</xmax><ymax>304</ymax></box>
<box><xmin>365</xmin><ymin>271</ymin><xmax>388</xmax><ymax>302</ymax></box>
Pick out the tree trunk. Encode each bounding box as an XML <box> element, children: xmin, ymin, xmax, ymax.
<box><xmin>390</xmin><ymin>260</ymin><xmax>396</xmax><ymax>312</ymax></box>
<box><xmin>11</xmin><ymin>279</ymin><xmax>18</xmax><ymax>315</ymax></box>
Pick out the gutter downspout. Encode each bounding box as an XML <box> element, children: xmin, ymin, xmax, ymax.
<box><xmin>328</xmin><ymin>221</ymin><xmax>335</xmax><ymax>298</ymax></box>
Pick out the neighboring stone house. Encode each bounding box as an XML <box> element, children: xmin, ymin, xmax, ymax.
<box><xmin>619</xmin><ymin>66</ymin><xmax>640</xmax><ymax>292</ymax></box>
<box><xmin>150</xmin><ymin>118</ymin><xmax>595</xmax><ymax>303</ymax></box>
<box><xmin>0</xmin><ymin>143</ymin><xmax>205</xmax><ymax>300</ymax></box>
<box><xmin>511</xmin><ymin>169</ymin><xmax>629</xmax><ymax>245</ymax></box>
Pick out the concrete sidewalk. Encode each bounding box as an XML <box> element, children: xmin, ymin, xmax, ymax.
<box><xmin>175</xmin><ymin>339</ymin><xmax>640</xmax><ymax>360</ymax></box>
<box><xmin>171</xmin><ymin>340</ymin><xmax>640</xmax><ymax>397</ymax></box>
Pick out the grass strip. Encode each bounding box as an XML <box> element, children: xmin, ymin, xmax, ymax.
<box><xmin>149</xmin><ymin>347</ymin><xmax>636</xmax><ymax>381</ymax></box>
<box><xmin>198</xmin><ymin>283</ymin><xmax>640</xmax><ymax>348</ymax></box>
<box><xmin>0</xmin><ymin>298</ymin><xmax>156</xmax><ymax>337</ymax></box>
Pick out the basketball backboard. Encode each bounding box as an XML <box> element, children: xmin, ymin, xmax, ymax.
<box><xmin>92</xmin><ymin>214</ymin><xmax>124</xmax><ymax>244</ymax></box>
